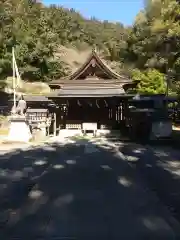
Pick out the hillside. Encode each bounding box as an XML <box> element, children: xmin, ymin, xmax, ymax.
<box><xmin>3</xmin><ymin>45</ymin><xmax>123</xmax><ymax>95</ymax></box>
<box><xmin>55</xmin><ymin>46</ymin><xmax>122</xmax><ymax>74</ymax></box>
<box><xmin>0</xmin><ymin>0</ymin><xmax>128</xmax><ymax>85</ymax></box>
<box><xmin>1</xmin><ymin>0</ymin><xmax>180</xmax><ymax>95</ymax></box>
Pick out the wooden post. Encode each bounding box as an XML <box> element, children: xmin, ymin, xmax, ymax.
<box><xmin>12</xmin><ymin>47</ymin><xmax>16</xmax><ymax>110</ymax></box>
<box><xmin>53</xmin><ymin>112</ymin><xmax>56</xmax><ymax>136</ymax></box>
<box><xmin>47</xmin><ymin>124</ymin><xmax>49</xmax><ymax>136</ymax></box>
<box><xmin>120</xmin><ymin>102</ymin><xmax>123</xmax><ymax>121</ymax></box>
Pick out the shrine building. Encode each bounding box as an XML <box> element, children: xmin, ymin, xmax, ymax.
<box><xmin>5</xmin><ymin>49</ymin><xmax>176</xmax><ymax>140</ymax></box>
<box><xmin>47</xmin><ymin>49</ymin><xmax>134</xmax><ymax>136</ymax></box>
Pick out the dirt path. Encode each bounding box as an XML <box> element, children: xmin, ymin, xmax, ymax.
<box><xmin>121</xmin><ymin>142</ymin><xmax>180</xmax><ymax>228</ymax></box>
<box><xmin>0</xmin><ymin>139</ymin><xmax>180</xmax><ymax>239</ymax></box>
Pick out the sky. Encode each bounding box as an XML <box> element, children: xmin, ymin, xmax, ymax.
<box><xmin>43</xmin><ymin>0</ymin><xmax>144</xmax><ymax>26</ymax></box>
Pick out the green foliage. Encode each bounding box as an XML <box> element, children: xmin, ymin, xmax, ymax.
<box><xmin>1</xmin><ymin>0</ymin><xmax>180</xmax><ymax>97</ymax></box>
<box><xmin>0</xmin><ymin>0</ymin><xmax>68</xmax><ymax>82</ymax></box>
<box><xmin>18</xmin><ymin>81</ymin><xmax>51</xmax><ymax>95</ymax></box>
<box><xmin>124</xmin><ymin>0</ymin><xmax>180</xmax><ymax>95</ymax></box>
<box><xmin>132</xmin><ymin>69</ymin><xmax>166</xmax><ymax>94</ymax></box>
<box><xmin>0</xmin><ymin>0</ymin><xmax>127</xmax><ymax>85</ymax></box>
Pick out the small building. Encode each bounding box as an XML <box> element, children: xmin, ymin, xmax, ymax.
<box><xmin>48</xmin><ymin>50</ymin><xmax>134</xmax><ymax>136</ymax></box>
<box><xmin>127</xmin><ymin>94</ymin><xmax>176</xmax><ymax>140</ymax></box>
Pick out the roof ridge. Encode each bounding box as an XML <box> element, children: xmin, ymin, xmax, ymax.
<box><xmin>92</xmin><ymin>50</ymin><xmax>129</xmax><ymax>80</ymax></box>
<box><xmin>60</xmin><ymin>50</ymin><xmax>128</xmax><ymax>81</ymax></box>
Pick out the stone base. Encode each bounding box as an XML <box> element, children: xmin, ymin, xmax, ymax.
<box><xmin>150</xmin><ymin>121</ymin><xmax>172</xmax><ymax>139</ymax></box>
<box><xmin>59</xmin><ymin>129</ymin><xmax>83</xmax><ymax>138</ymax></box>
<box><xmin>96</xmin><ymin>129</ymin><xmax>120</xmax><ymax>137</ymax></box>
<box><xmin>7</xmin><ymin>117</ymin><xmax>32</xmax><ymax>142</ymax></box>
<box><xmin>59</xmin><ymin>129</ymin><xmax>120</xmax><ymax>138</ymax></box>
<box><xmin>32</xmin><ymin>127</ymin><xmax>47</xmax><ymax>141</ymax></box>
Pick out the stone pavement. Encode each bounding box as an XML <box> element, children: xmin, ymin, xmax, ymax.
<box><xmin>0</xmin><ymin>138</ymin><xmax>180</xmax><ymax>239</ymax></box>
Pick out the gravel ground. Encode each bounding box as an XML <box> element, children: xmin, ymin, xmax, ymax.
<box><xmin>121</xmin><ymin>142</ymin><xmax>180</xmax><ymax>225</ymax></box>
<box><xmin>0</xmin><ymin>138</ymin><xmax>180</xmax><ymax>239</ymax></box>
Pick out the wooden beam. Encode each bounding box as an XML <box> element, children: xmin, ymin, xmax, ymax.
<box><xmin>77</xmin><ymin>99</ymin><xmax>82</xmax><ymax>106</ymax></box>
<box><xmin>96</xmin><ymin>99</ymin><xmax>100</xmax><ymax>108</ymax></box>
<box><xmin>53</xmin><ymin>112</ymin><xmax>56</xmax><ymax>136</ymax></box>
<box><xmin>66</xmin><ymin>99</ymin><xmax>69</xmax><ymax>106</ymax></box>
<box><xmin>88</xmin><ymin>100</ymin><xmax>93</xmax><ymax>107</ymax></box>
<box><xmin>104</xmin><ymin>99</ymin><xmax>108</xmax><ymax>107</ymax></box>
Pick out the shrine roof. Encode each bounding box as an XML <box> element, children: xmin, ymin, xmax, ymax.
<box><xmin>49</xmin><ymin>49</ymin><xmax>132</xmax><ymax>85</ymax></box>
<box><xmin>26</xmin><ymin>108</ymin><xmax>48</xmax><ymax>112</ymax></box>
<box><xmin>48</xmin><ymin>87</ymin><xmax>125</xmax><ymax>98</ymax></box>
<box><xmin>49</xmin><ymin>78</ymin><xmax>130</xmax><ymax>86</ymax></box>
<box><xmin>23</xmin><ymin>95</ymin><xmax>50</xmax><ymax>102</ymax></box>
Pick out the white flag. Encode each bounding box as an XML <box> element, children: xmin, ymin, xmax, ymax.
<box><xmin>12</xmin><ymin>47</ymin><xmax>21</xmax><ymax>88</ymax></box>
<box><xmin>14</xmin><ymin>58</ymin><xmax>21</xmax><ymax>88</ymax></box>
<box><xmin>12</xmin><ymin>47</ymin><xmax>16</xmax><ymax>89</ymax></box>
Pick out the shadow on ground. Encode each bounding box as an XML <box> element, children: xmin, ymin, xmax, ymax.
<box><xmin>120</xmin><ymin>142</ymin><xmax>180</xmax><ymax>224</ymax></box>
<box><xmin>0</xmin><ymin>138</ymin><xmax>179</xmax><ymax>239</ymax></box>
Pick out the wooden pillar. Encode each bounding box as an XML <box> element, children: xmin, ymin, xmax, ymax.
<box><xmin>116</xmin><ymin>104</ymin><xmax>120</xmax><ymax>123</ymax></box>
<box><xmin>63</xmin><ymin>105</ymin><xmax>67</xmax><ymax>129</ymax></box>
<box><xmin>120</xmin><ymin>102</ymin><xmax>122</xmax><ymax>121</ymax></box>
<box><xmin>47</xmin><ymin>122</ymin><xmax>50</xmax><ymax>136</ymax></box>
<box><xmin>53</xmin><ymin>112</ymin><xmax>56</xmax><ymax>136</ymax></box>
<box><xmin>122</xmin><ymin>101</ymin><xmax>128</xmax><ymax>121</ymax></box>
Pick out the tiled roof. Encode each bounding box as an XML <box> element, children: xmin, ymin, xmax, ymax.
<box><xmin>49</xmin><ymin>87</ymin><xmax>125</xmax><ymax>98</ymax></box>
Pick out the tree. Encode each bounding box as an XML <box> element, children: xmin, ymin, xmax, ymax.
<box><xmin>123</xmin><ymin>0</ymin><xmax>180</xmax><ymax>94</ymax></box>
<box><xmin>0</xmin><ymin>0</ymin><xmax>128</xmax><ymax>83</ymax></box>
<box><xmin>0</xmin><ymin>0</ymin><xmax>68</xmax><ymax>82</ymax></box>
<box><xmin>132</xmin><ymin>68</ymin><xmax>166</xmax><ymax>94</ymax></box>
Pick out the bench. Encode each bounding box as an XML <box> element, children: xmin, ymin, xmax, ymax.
<box><xmin>66</xmin><ymin>120</ymin><xmax>81</xmax><ymax>129</ymax></box>
<box><xmin>82</xmin><ymin>122</ymin><xmax>97</xmax><ymax>136</ymax></box>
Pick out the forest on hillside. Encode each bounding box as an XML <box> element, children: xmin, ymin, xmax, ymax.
<box><xmin>0</xmin><ymin>0</ymin><xmax>180</xmax><ymax>95</ymax></box>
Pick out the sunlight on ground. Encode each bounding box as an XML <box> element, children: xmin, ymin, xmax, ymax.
<box><xmin>101</xmin><ymin>165</ymin><xmax>112</xmax><ymax>170</ymax></box>
<box><xmin>34</xmin><ymin>160</ymin><xmax>47</xmax><ymax>166</ymax></box>
<box><xmin>100</xmin><ymin>144</ymin><xmax>112</xmax><ymax>150</ymax></box>
<box><xmin>161</xmin><ymin>163</ymin><xmax>180</xmax><ymax>177</ymax></box>
<box><xmin>146</xmin><ymin>164</ymin><xmax>152</xmax><ymax>168</ymax></box>
<box><xmin>53</xmin><ymin>194</ymin><xmax>74</xmax><ymax>207</ymax></box>
<box><xmin>84</xmin><ymin>143</ymin><xmax>100</xmax><ymax>153</ymax></box>
<box><xmin>117</xmin><ymin>176</ymin><xmax>132</xmax><ymax>187</ymax></box>
<box><xmin>29</xmin><ymin>190</ymin><xmax>44</xmax><ymax>199</ymax></box>
<box><xmin>167</xmin><ymin>161</ymin><xmax>180</xmax><ymax>168</ymax></box>
<box><xmin>66</xmin><ymin>159</ymin><xmax>76</xmax><ymax>164</ymax></box>
<box><xmin>133</xmin><ymin>149</ymin><xmax>143</xmax><ymax>154</ymax></box>
<box><xmin>42</xmin><ymin>145</ymin><xmax>57</xmax><ymax>151</ymax></box>
<box><xmin>114</xmin><ymin>151</ymin><xmax>126</xmax><ymax>160</ymax></box>
<box><xmin>142</xmin><ymin>216</ymin><xmax>172</xmax><ymax>232</ymax></box>
<box><xmin>0</xmin><ymin>169</ymin><xmax>24</xmax><ymax>180</ymax></box>
<box><xmin>1</xmin><ymin>133</ymin><xmax>180</xmax><ymax>237</ymax></box>
<box><xmin>154</xmin><ymin>151</ymin><xmax>180</xmax><ymax>176</ymax></box>
<box><xmin>53</xmin><ymin>164</ymin><xmax>65</xmax><ymax>169</ymax></box>
<box><xmin>154</xmin><ymin>151</ymin><xmax>169</xmax><ymax>157</ymax></box>
<box><xmin>126</xmin><ymin>155</ymin><xmax>140</xmax><ymax>162</ymax></box>
<box><xmin>173</xmin><ymin>125</ymin><xmax>180</xmax><ymax>131</ymax></box>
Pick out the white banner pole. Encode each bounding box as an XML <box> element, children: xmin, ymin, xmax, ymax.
<box><xmin>12</xmin><ymin>47</ymin><xmax>16</xmax><ymax>109</ymax></box>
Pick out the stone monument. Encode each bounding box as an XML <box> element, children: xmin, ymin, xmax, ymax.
<box><xmin>150</xmin><ymin>121</ymin><xmax>172</xmax><ymax>139</ymax></box>
<box><xmin>150</xmin><ymin>99</ymin><xmax>172</xmax><ymax>140</ymax></box>
<box><xmin>7</xmin><ymin>96</ymin><xmax>32</xmax><ymax>142</ymax></box>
